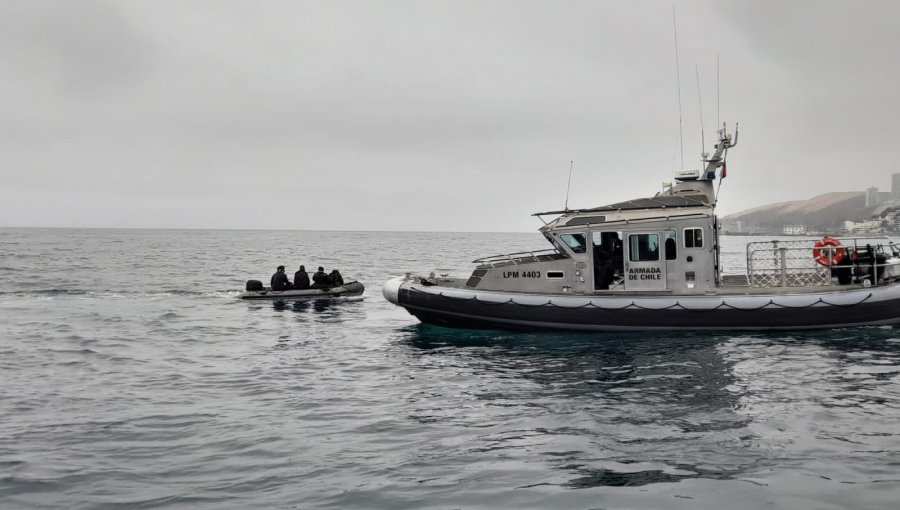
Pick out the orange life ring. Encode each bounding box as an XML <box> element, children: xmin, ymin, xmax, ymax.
<box><xmin>813</xmin><ymin>236</ymin><xmax>845</xmax><ymax>266</ymax></box>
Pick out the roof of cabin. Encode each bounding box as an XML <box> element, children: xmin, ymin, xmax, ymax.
<box><xmin>533</xmin><ymin>194</ymin><xmax>710</xmax><ymax>216</ymax></box>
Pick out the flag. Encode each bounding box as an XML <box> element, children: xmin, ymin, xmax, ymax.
<box><xmin>721</xmin><ymin>162</ymin><xmax>727</xmax><ymax>179</ymax></box>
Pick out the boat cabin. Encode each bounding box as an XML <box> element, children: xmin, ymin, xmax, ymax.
<box><xmin>542</xmin><ymin>196</ymin><xmax>717</xmax><ymax>293</ymax></box>
<box><xmin>466</xmin><ymin>194</ymin><xmax>719</xmax><ymax>295</ymax></box>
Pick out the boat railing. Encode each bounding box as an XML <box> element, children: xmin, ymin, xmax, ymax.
<box><xmin>473</xmin><ymin>249</ymin><xmax>562</xmax><ymax>267</ymax></box>
<box><xmin>745</xmin><ymin>237</ymin><xmax>899</xmax><ymax>288</ymax></box>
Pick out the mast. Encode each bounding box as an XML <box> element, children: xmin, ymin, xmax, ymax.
<box><xmin>667</xmin><ymin>123</ymin><xmax>737</xmax><ymax>205</ymax></box>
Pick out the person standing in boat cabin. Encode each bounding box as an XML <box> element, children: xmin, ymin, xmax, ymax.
<box><xmin>611</xmin><ymin>232</ymin><xmax>623</xmax><ymax>276</ymax></box>
<box><xmin>294</xmin><ymin>265</ymin><xmax>310</xmax><ymax>289</ymax></box>
<box><xmin>271</xmin><ymin>265</ymin><xmax>293</xmax><ymax>291</ymax></box>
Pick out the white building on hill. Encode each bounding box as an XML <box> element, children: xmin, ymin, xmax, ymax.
<box><xmin>844</xmin><ymin>219</ymin><xmax>885</xmax><ymax>234</ymax></box>
<box><xmin>782</xmin><ymin>225</ymin><xmax>807</xmax><ymax>235</ymax></box>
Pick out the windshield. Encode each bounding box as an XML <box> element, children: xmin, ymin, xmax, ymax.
<box><xmin>559</xmin><ymin>233</ymin><xmax>587</xmax><ymax>254</ymax></box>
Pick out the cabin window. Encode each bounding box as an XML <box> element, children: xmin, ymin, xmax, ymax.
<box><xmin>628</xmin><ymin>233</ymin><xmax>660</xmax><ymax>262</ymax></box>
<box><xmin>565</xmin><ymin>215</ymin><xmax>607</xmax><ymax>226</ymax></box>
<box><xmin>684</xmin><ymin>227</ymin><xmax>703</xmax><ymax>248</ymax></box>
<box><xmin>664</xmin><ymin>230</ymin><xmax>677</xmax><ymax>260</ymax></box>
<box><xmin>559</xmin><ymin>233</ymin><xmax>587</xmax><ymax>254</ymax></box>
<box><xmin>546</xmin><ymin>271</ymin><xmax>565</xmax><ymax>279</ymax></box>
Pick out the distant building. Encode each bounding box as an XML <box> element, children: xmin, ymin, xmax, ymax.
<box><xmin>782</xmin><ymin>225</ymin><xmax>807</xmax><ymax>235</ymax></box>
<box><xmin>885</xmin><ymin>212</ymin><xmax>900</xmax><ymax>233</ymax></box>
<box><xmin>844</xmin><ymin>219</ymin><xmax>885</xmax><ymax>235</ymax></box>
<box><xmin>866</xmin><ymin>187</ymin><xmax>893</xmax><ymax>207</ymax></box>
<box><xmin>893</xmin><ymin>173</ymin><xmax>900</xmax><ymax>199</ymax></box>
<box><xmin>867</xmin><ymin>187</ymin><xmax>878</xmax><ymax>207</ymax></box>
<box><xmin>875</xmin><ymin>206</ymin><xmax>900</xmax><ymax>233</ymax></box>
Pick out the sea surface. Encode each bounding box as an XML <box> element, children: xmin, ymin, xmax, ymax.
<box><xmin>2</xmin><ymin>228</ymin><xmax>900</xmax><ymax>509</ymax></box>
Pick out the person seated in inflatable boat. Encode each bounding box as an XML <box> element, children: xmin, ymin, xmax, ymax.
<box><xmin>270</xmin><ymin>265</ymin><xmax>293</xmax><ymax>291</ymax></box>
<box><xmin>294</xmin><ymin>265</ymin><xmax>311</xmax><ymax>289</ymax></box>
<box><xmin>311</xmin><ymin>266</ymin><xmax>330</xmax><ymax>288</ymax></box>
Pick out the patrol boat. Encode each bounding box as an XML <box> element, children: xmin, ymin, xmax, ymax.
<box><xmin>383</xmin><ymin>125</ymin><xmax>900</xmax><ymax>331</ymax></box>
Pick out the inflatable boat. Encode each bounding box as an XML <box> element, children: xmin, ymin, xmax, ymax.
<box><xmin>241</xmin><ymin>280</ymin><xmax>364</xmax><ymax>300</ymax></box>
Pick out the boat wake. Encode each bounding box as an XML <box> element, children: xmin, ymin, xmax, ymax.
<box><xmin>0</xmin><ymin>289</ymin><xmax>243</xmax><ymax>300</ymax></box>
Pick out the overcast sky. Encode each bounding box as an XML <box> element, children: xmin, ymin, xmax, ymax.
<box><xmin>2</xmin><ymin>0</ymin><xmax>899</xmax><ymax>231</ymax></box>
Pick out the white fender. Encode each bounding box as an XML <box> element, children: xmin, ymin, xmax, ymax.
<box><xmin>382</xmin><ymin>277</ymin><xmax>404</xmax><ymax>305</ymax></box>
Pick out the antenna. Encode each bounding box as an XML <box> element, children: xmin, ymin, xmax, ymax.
<box><xmin>673</xmin><ymin>6</ymin><xmax>684</xmax><ymax>169</ymax></box>
<box><xmin>715</xmin><ymin>169</ymin><xmax>724</xmax><ymax>202</ymax></box>
<box><xmin>696</xmin><ymin>65</ymin><xmax>705</xmax><ymax>154</ymax></box>
<box><xmin>716</xmin><ymin>54</ymin><xmax>720</xmax><ymax>129</ymax></box>
<box><xmin>564</xmin><ymin>160</ymin><xmax>574</xmax><ymax>211</ymax></box>
<box><xmin>715</xmin><ymin>123</ymin><xmax>738</xmax><ymax>201</ymax></box>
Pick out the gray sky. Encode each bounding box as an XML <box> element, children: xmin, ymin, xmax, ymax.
<box><xmin>2</xmin><ymin>0</ymin><xmax>899</xmax><ymax>231</ymax></box>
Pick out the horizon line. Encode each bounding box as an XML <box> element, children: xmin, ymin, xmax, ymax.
<box><xmin>0</xmin><ymin>225</ymin><xmax>539</xmax><ymax>235</ymax></box>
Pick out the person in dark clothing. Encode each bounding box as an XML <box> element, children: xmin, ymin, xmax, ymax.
<box><xmin>611</xmin><ymin>232</ymin><xmax>623</xmax><ymax>258</ymax></box>
<box><xmin>665</xmin><ymin>237</ymin><xmax>677</xmax><ymax>260</ymax></box>
<box><xmin>294</xmin><ymin>265</ymin><xmax>310</xmax><ymax>289</ymax></box>
<box><xmin>610</xmin><ymin>232</ymin><xmax>624</xmax><ymax>277</ymax></box>
<box><xmin>311</xmin><ymin>266</ymin><xmax>329</xmax><ymax>288</ymax></box>
<box><xmin>270</xmin><ymin>265</ymin><xmax>293</xmax><ymax>291</ymax></box>
<box><xmin>329</xmin><ymin>269</ymin><xmax>344</xmax><ymax>286</ymax></box>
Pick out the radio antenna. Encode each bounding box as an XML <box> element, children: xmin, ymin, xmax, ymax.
<box><xmin>716</xmin><ymin>54</ymin><xmax>720</xmax><ymax>129</ymax></box>
<box><xmin>673</xmin><ymin>6</ymin><xmax>684</xmax><ymax>169</ymax></box>
<box><xmin>564</xmin><ymin>160</ymin><xmax>574</xmax><ymax>211</ymax></box>
<box><xmin>696</xmin><ymin>65</ymin><xmax>705</xmax><ymax>154</ymax></box>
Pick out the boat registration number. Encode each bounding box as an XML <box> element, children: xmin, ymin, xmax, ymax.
<box><xmin>502</xmin><ymin>271</ymin><xmax>541</xmax><ymax>278</ymax></box>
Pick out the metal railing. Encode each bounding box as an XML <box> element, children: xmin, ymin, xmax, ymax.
<box><xmin>746</xmin><ymin>237</ymin><xmax>899</xmax><ymax>288</ymax></box>
<box><xmin>472</xmin><ymin>249</ymin><xmax>562</xmax><ymax>267</ymax></box>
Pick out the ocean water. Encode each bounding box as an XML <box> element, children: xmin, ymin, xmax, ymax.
<box><xmin>2</xmin><ymin>228</ymin><xmax>900</xmax><ymax>509</ymax></box>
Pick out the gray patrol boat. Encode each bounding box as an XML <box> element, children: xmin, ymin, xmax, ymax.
<box><xmin>383</xmin><ymin>125</ymin><xmax>900</xmax><ymax>331</ymax></box>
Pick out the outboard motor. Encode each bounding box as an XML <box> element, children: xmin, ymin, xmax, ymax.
<box><xmin>246</xmin><ymin>279</ymin><xmax>264</xmax><ymax>291</ymax></box>
<box><xmin>852</xmin><ymin>245</ymin><xmax>887</xmax><ymax>284</ymax></box>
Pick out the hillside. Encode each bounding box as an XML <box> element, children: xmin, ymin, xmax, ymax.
<box><xmin>721</xmin><ymin>192</ymin><xmax>870</xmax><ymax>234</ymax></box>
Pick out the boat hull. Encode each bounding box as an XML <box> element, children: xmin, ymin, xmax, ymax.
<box><xmin>241</xmin><ymin>281</ymin><xmax>364</xmax><ymax>300</ymax></box>
<box><xmin>382</xmin><ymin>277</ymin><xmax>900</xmax><ymax>331</ymax></box>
